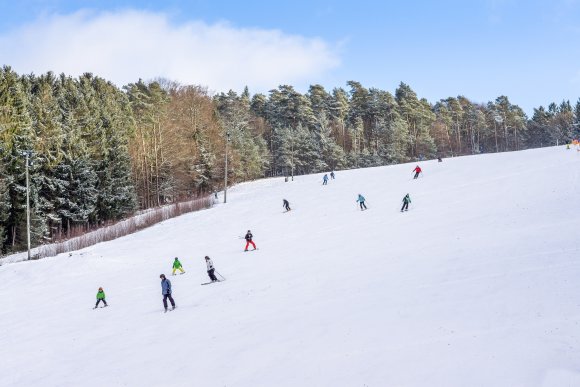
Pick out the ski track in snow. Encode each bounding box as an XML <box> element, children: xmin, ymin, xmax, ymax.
<box><xmin>1</xmin><ymin>146</ymin><xmax>580</xmax><ymax>387</ymax></box>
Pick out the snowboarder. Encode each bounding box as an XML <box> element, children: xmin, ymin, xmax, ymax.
<box><xmin>205</xmin><ymin>256</ymin><xmax>219</xmax><ymax>282</ymax></box>
<box><xmin>330</xmin><ymin>171</ymin><xmax>335</xmax><ymax>179</ymax></box>
<box><xmin>172</xmin><ymin>257</ymin><xmax>185</xmax><ymax>275</ymax></box>
<box><xmin>323</xmin><ymin>174</ymin><xmax>329</xmax><ymax>185</ymax></box>
<box><xmin>244</xmin><ymin>230</ymin><xmax>257</xmax><ymax>251</ymax></box>
<box><xmin>401</xmin><ymin>193</ymin><xmax>411</xmax><ymax>212</ymax></box>
<box><xmin>94</xmin><ymin>287</ymin><xmax>108</xmax><ymax>309</ymax></box>
<box><xmin>356</xmin><ymin>194</ymin><xmax>367</xmax><ymax>210</ymax></box>
<box><xmin>412</xmin><ymin>165</ymin><xmax>422</xmax><ymax>179</ymax></box>
<box><xmin>283</xmin><ymin>199</ymin><xmax>291</xmax><ymax>212</ymax></box>
<box><xmin>160</xmin><ymin>274</ymin><xmax>176</xmax><ymax>312</ymax></box>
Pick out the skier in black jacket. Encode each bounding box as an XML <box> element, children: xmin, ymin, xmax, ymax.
<box><xmin>244</xmin><ymin>230</ymin><xmax>257</xmax><ymax>251</ymax></box>
<box><xmin>283</xmin><ymin>199</ymin><xmax>291</xmax><ymax>212</ymax></box>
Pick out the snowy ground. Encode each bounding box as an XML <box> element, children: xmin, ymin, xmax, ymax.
<box><xmin>1</xmin><ymin>146</ymin><xmax>580</xmax><ymax>387</ymax></box>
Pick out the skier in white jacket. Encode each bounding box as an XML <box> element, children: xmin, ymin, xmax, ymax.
<box><xmin>205</xmin><ymin>256</ymin><xmax>219</xmax><ymax>282</ymax></box>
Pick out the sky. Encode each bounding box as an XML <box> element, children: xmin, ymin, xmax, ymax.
<box><xmin>0</xmin><ymin>0</ymin><xmax>579</xmax><ymax>114</ymax></box>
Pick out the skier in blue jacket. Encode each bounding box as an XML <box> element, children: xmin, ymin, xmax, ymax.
<box><xmin>323</xmin><ymin>174</ymin><xmax>329</xmax><ymax>185</ymax></box>
<box><xmin>159</xmin><ymin>274</ymin><xmax>176</xmax><ymax>312</ymax></box>
<box><xmin>356</xmin><ymin>194</ymin><xmax>367</xmax><ymax>210</ymax></box>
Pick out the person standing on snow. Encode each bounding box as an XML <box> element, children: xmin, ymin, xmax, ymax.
<box><xmin>356</xmin><ymin>194</ymin><xmax>367</xmax><ymax>210</ymax></box>
<box><xmin>94</xmin><ymin>287</ymin><xmax>108</xmax><ymax>309</ymax></box>
<box><xmin>323</xmin><ymin>174</ymin><xmax>329</xmax><ymax>185</ymax></box>
<box><xmin>244</xmin><ymin>230</ymin><xmax>257</xmax><ymax>251</ymax></box>
<box><xmin>401</xmin><ymin>193</ymin><xmax>411</xmax><ymax>212</ymax></box>
<box><xmin>160</xmin><ymin>274</ymin><xmax>176</xmax><ymax>312</ymax></box>
<box><xmin>283</xmin><ymin>199</ymin><xmax>291</xmax><ymax>212</ymax></box>
<box><xmin>330</xmin><ymin>171</ymin><xmax>335</xmax><ymax>179</ymax></box>
<box><xmin>412</xmin><ymin>165</ymin><xmax>422</xmax><ymax>179</ymax></box>
<box><xmin>172</xmin><ymin>257</ymin><xmax>185</xmax><ymax>275</ymax></box>
<box><xmin>205</xmin><ymin>256</ymin><xmax>219</xmax><ymax>282</ymax></box>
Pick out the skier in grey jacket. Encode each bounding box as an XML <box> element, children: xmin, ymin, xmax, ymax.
<box><xmin>205</xmin><ymin>256</ymin><xmax>219</xmax><ymax>282</ymax></box>
<box><xmin>159</xmin><ymin>274</ymin><xmax>176</xmax><ymax>312</ymax></box>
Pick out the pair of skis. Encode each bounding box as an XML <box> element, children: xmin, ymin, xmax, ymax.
<box><xmin>201</xmin><ymin>279</ymin><xmax>225</xmax><ymax>286</ymax></box>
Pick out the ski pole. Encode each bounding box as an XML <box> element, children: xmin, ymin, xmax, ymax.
<box><xmin>215</xmin><ymin>270</ymin><xmax>226</xmax><ymax>280</ymax></box>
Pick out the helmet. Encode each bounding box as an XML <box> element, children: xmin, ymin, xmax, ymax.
<box><xmin>205</xmin><ymin>256</ymin><xmax>210</xmax><ymax>260</ymax></box>
<box><xmin>160</xmin><ymin>274</ymin><xmax>165</xmax><ymax>279</ymax></box>
<box><xmin>98</xmin><ymin>287</ymin><xmax>103</xmax><ymax>291</ymax></box>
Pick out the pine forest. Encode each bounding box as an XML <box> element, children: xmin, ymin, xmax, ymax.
<box><xmin>1</xmin><ymin>65</ymin><xmax>579</xmax><ymax>254</ymax></box>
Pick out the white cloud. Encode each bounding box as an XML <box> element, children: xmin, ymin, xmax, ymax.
<box><xmin>0</xmin><ymin>9</ymin><xmax>341</xmax><ymax>93</ymax></box>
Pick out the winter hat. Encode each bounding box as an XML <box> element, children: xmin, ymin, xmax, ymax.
<box><xmin>205</xmin><ymin>256</ymin><xmax>210</xmax><ymax>260</ymax></box>
<box><xmin>160</xmin><ymin>274</ymin><xmax>166</xmax><ymax>279</ymax></box>
<box><xmin>98</xmin><ymin>287</ymin><xmax>103</xmax><ymax>291</ymax></box>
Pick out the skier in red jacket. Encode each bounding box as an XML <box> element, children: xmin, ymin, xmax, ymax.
<box><xmin>412</xmin><ymin>165</ymin><xmax>422</xmax><ymax>179</ymax></box>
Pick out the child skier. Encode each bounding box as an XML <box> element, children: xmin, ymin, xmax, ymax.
<box><xmin>205</xmin><ymin>256</ymin><xmax>219</xmax><ymax>282</ymax></box>
<box><xmin>356</xmin><ymin>194</ymin><xmax>367</xmax><ymax>210</ymax></box>
<box><xmin>323</xmin><ymin>174</ymin><xmax>329</xmax><ymax>185</ymax></box>
<box><xmin>412</xmin><ymin>165</ymin><xmax>422</xmax><ymax>179</ymax></box>
<box><xmin>172</xmin><ymin>257</ymin><xmax>185</xmax><ymax>275</ymax></box>
<box><xmin>283</xmin><ymin>199</ymin><xmax>291</xmax><ymax>212</ymax></box>
<box><xmin>160</xmin><ymin>274</ymin><xmax>176</xmax><ymax>312</ymax></box>
<box><xmin>94</xmin><ymin>287</ymin><xmax>108</xmax><ymax>309</ymax></box>
<box><xmin>244</xmin><ymin>230</ymin><xmax>257</xmax><ymax>251</ymax></box>
<box><xmin>401</xmin><ymin>193</ymin><xmax>411</xmax><ymax>212</ymax></box>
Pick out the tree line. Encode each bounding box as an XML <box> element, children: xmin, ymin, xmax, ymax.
<box><xmin>1</xmin><ymin>65</ymin><xmax>578</xmax><ymax>254</ymax></box>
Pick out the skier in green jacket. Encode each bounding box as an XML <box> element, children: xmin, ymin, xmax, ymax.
<box><xmin>94</xmin><ymin>287</ymin><xmax>108</xmax><ymax>309</ymax></box>
<box><xmin>172</xmin><ymin>257</ymin><xmax>185</xmax><ymax>275</ymax></box>
<box><xmin>401</xmin><ymin>193</ymin><xmax>411</xmax><ymax>212</ymax></box>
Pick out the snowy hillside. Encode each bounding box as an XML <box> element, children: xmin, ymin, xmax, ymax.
<box><xmin>1</xmin><ymin>146</ymin><xmax>580</xmax><ymax>387</ymax></box>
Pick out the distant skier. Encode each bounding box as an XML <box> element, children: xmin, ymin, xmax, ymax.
<box><xmin>330</xmin><ymin>171</ymin><xmax>335</xmax><ymax>179</ymax></box>
<box><xmin>205</xmin><ymin>256</ymin><xmax>219</xmax><ymax>282</ymax></box>
<box><xmin>401</xmin><ymin>193</ymin><xmax>411</xmax><ymax>212</ymax></box>
<box><xmin>244</xmin><ymin>230</ymin><xmax>257</xmax><ymax>251</ymax></box>
<box><xmin>172</xmin><ymin>257</ymin><xmax>185</xmax><ymax>275</ymax></box>
<box><xmin>356</xmin><ymin>194</ymin><xmax>367</xmax><ymax>210</ymax></box>
<box><xmin>160</xmin><ymin>274</ymin><xmax>176</xmax><ymax>312</ymax></box>
<box><xmin>438</xmin><ymin>157</ymin><xmax>443</xmax><ymax>162</ymax></box>
<box><xmin>283</xmin><ymin>199</ymin><xmax>291</xmax><ymax>212</ymax></box>
<box><xmin>93</xmin><ymin>287</ymin><xmax>108</xmax><ymax>309</ymax></box>
<box><xmin>323</xmin><ymin>174</ymin><xmax>329</xmax><ymax>185</ymax></box>
<box><xmin>412</xmin><ymin>165</ymin><xmax>422</xmax><ymax>179</ymax></box>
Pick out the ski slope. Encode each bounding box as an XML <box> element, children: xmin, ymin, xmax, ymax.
<box><xmin>1</xmin><ymin>146</ymin><xmax>580</xmax><ymax>387</ymax></box>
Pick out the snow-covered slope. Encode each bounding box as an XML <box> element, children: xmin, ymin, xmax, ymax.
<box><xmin>1</xmin><ymin>146</ymin><xmax>579</xmax><ymax>387</ymax></box>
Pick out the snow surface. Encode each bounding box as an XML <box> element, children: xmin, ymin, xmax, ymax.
<box><xmin>1</xmin><ymin>146</ymin><xmax>580</xmax><ymax>387</ymax></box>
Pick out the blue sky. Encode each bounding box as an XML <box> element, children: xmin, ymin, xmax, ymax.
<box><xmin>1</xmin><ymin>0</ymin><xmax>579</xmax><ymax>114</ymax></box>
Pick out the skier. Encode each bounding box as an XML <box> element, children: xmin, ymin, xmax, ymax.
<box><xmin>412</xmin><ymin>165</ymin><xmax>422</xmax><ymax>179</ymax></box>
<box><xmin>330</xmin><ymin>171</ymin><xmax>335</xmax><ymax>179</ymax></box>
<box><xmin>93</xmin><ymin>287</ymin><xmax>108</xmax><ymax>309</ymax></box>
<box><xmin>438</xmin><ymin>157</ymin><xmax>443</xmax><ymax>162</ymax></box>
<box><xmin>244</xmin><ymin>230</ymin><xmax>257</xmax><ymax>251</ymax></box>
<box><xmin>172</xmin><ymin>257</ymin><xmax>185</xmax><ymax>275</ymax></box>
<box><xmin>160</xmin><ymin>274</ymin><xmax>176</xmax><ymax>312</ymax></box>
<box><xmin>283</xmin><ymin>199</ymin><xmax>291</xmax><ymax>212</ymax></box>
<box><xmin>323</xmin><ymin>174</ymin><xmax>329</xmax><ymax>185</ymax></box>
<box><xmin>356</xmin><ymin>194</ymin><xmax>367</xmax><ymax>210</ymax></box>
<box><xmin>205</xmin><ymin>256</ymin><xmax>219</xmax><ymax>282</ymax></box>
<box><xmin>401</xmin><ymin>193</ymin><xmax>411</xmax><ymax>212</ymax></box>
